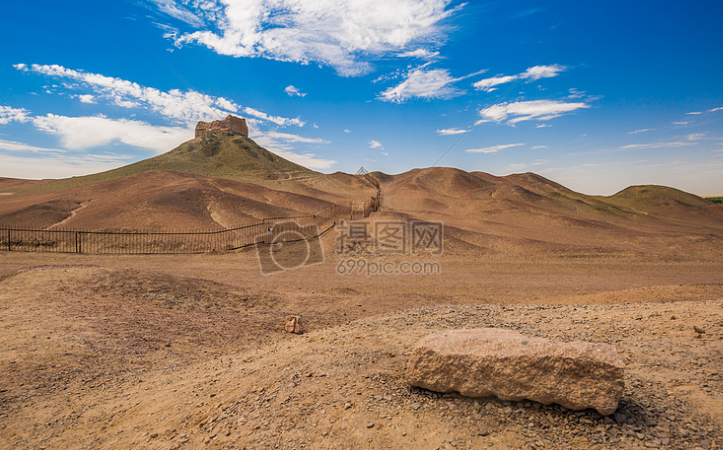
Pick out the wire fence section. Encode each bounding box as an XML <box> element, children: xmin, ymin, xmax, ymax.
<box><xmin>1</xmin><ymin>200</ymin><xmax>375</xmax><ymax>255</ymax></box>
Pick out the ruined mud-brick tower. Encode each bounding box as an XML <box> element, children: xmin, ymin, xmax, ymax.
<box><xmin>195</xmin><ymin>115</ymin><xmax>249</xmax><ymax>139</ymax></box>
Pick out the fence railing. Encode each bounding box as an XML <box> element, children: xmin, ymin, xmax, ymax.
<box><xmin>1</xmin><ymin>198</ymin><xmax>377</xmax><ymax>255</ymax></box>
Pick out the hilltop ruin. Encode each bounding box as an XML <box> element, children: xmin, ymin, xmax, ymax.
<box><xmin>195</xmin><ymin>115</ymin><xmax>248</xmax><ymax>139</ymax></box>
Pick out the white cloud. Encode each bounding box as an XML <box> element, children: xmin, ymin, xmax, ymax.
<box><xmin>398</xmin><ymin>49</ymin><xmax>440</xmax><ymax>59</ymax></box>
<box><xmin>369</xmin><ymin>140</ymin><xmax>383</xmax><ymax>149</ymax></box>
<box><xmin>687</xmin><ymin>133</ymin><xmax>705</xmax><ymax>141</ymax></box>
<box><xmin>243</xmin><ymin>107</ymin><xmax>304</xmax><ymax>127</ymax></box>
<box><xmin>535</xmin><ymin>124</ymin><xmax>552</xmax><ymax>128</ymax></box>
<box><xmin>168</xmin><ymin>0</ymin><xmax>462</xmax><ymax>77</ymax></box>
<box><xmin>381</xmin><ymin>151</ymin><xmax>389</xmax><ymax>156</ymax></box>
<box><xmin>619</xmin><ymin>141</ymin><xmax>695</xmax><ymax>150</ymax></box>
<box><xmin>472</xmin><ymin>75</ymin><xmax>517</xmax><ymax>93</ymax></box>
<box><xmin>260</xmin><ymin>131</ymin><xmax>329</xmax><ymax>144</ymax></box>
<box><xmin>473</xmin><ymin>64</ymin><xmax>566</xmax><ymax>92</ymax></box>
<box><xmin>477</xmin><ymin>100</ymin><xmax>590</xmax><ymax>125</ymax></box>
<box><xmin>78</xmin><ymin>94</ymin><xmax>96</xmax><ymax>104</ymax></box>
<box><xmin>285</xmin><ymin>85</ymin><xmax>306</xmax><ymax>97</ymax></box>
<box><xmin>378</xmin><ymin>66</ymin><xmax>485</xmax><ymax>103</ymax></box>
<box><xmin>0</xmin><ymin>152</ymin><xmax>132</xmax><ymax>180</ymax></box>
<box><xmin>0</xmin><ymin>139</ymin><xmax>65</xmax><ymax>154</ymax></box>
<box><xmin>672</xmin><ymin>121</ymin><xmax>688</xmax><ymax>125</ymax></box>
<box><xmin>246</xmin><ymin>125</ymin><xmax>336</xmax><ymax>169</ymax></box>
<box><xmin>272</xmin><ymin>149</ymin><xmax>336</xmax><ymax>169</ymax></box>
<box><xmin>709</xmin><ymin>107</ymin><xmax>723</xmax><ymax>113</ymax></box>
<box><xmin>16</xmin><ymin>63</ymin><xmax>305</xmax><ymax>128</ymax></box>
<box><xmin>436</xmin><ymin>128</ymin><xmax>467</xmax><ymax>135</ymax></box>
<box><xmin>686</xmin><ymin>111</ymin><xmax>703</xmax><ymax>115</ymax></box>
<box><xmin>16</xmin><ymin>63</ymin><xmax>239</xmax><ymax>125</ymax></box>
<box><xmin>148</xmin><ymin>0</ymin><xmax>205</xmax><ymax>27</ymax></box>
<box><xmin>343</xmin><ymin>129</ymin><xmax>351</xmax><ymax>133</ymax></box>
<box><xmin>531</xmin><ymin>145</ymin><xmax>547</xmax><ymax>149</ymax></box>
<box><xmin>31</xmin><ymin>114</ymin><xmax>192</xmax><ymax>153</ymax></box>
<box><xmin>466</xmin><ymin>143</ymin><xmax>524</xmax><ymax>153</ymax></box>
<box><xmin>629</xmin><ymin>128</ymin><xmax>654</xmax><ymax>134</ymax></box>
<box><xmin>0</xmin><ymin>105</ymin><xmax>31</xmax><ymax>124</ymax></box>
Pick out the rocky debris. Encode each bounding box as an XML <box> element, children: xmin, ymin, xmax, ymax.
<box><xmin>284</xmin><ymin>315</ymin><xmax>303</xmax><ymax>334</ymax></box>
<box><xmin>195</xmin><ymin>115</ymin><xmax>248</xmax><ymax>139</ymax></box>
<box><xmin>406</xmin><ymin>328</ymin><xmax>626</xmax><ymax>415</ymax></box>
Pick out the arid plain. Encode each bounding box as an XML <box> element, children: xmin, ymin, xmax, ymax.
<box><xmin>1</xmin><ymin>132</ymin><xmax>722</xmax><ymax>449</ymax></box>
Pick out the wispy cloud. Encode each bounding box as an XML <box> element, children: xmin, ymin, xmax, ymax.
<box><xmin>436</xmin><ymin>128</ymin><xmax>467</xmax><ymax>135</ymax></box>
<box><xmin>687</xmin><ymin>106</ymin><xmax>723</xmax><ymax>115</ymax></box>
<box><xmin>477</xmin><ymin>100</ymin><xmax>590</xmax><ymax>125</ymax></box>
<box><xmin>473</xmin><ymin>64</ymin><xmax>566</xmax><ymax>92</ymax></box>
<box><xmin>147</xmin><ymin>0</ymin><xmax>205</xmax><ymax>27</ymax></box>
<box><xmin>166</xmin><ymin>0</ymin><xmax>462</xmax><ymax>77</ymax></box>
<box><xmin>466</xmin><ymin>143</ymin><xmax>524</xmax><ymax>153</ymax></box>
<box><xmin>672</xmin><ymin>121</ymin><xmax>688</xmax><ymax>125</ymax></box>
<box><xmin>531</xmin><ymin>145</ymin><xmax>547</xmax><ymax>149</ymax></box>
<box><xmin>0</xmin><ymin>152</ymin><xmax>134</xmax><ymax>180</ymax></box>
<box><xmin>0</xmin><ymin>105</ymin><xmax>31</xmax><ymax>124</ymax></box>
<box><xmin>629</xmin><ymin>128</ymin><xmax>655</xmax><ymax>134</ymax></box>
<box><xmin>250</xmin><ymin>130</ymin><xmax>335</xmax><ymax>169</ymax></box>
<box><xmin>285</xmin><ymin>85</ymin><xmax>306</xmax><ymax>97</ymax></box>
<box><xmin>511</xmin><ymin>7</ymin><xmax>544</xmax><ymax>19</ymax></box>
<box><xmin>242</xmin><ymin>107</ymin><xmax>304</xmax><ymax>127</ymax></box>
<box><xmin>0</xmin><ymin>139</ymin><xmax>65</xmax><ymax>154</ymax></box>
<box><xmin>397</xmin><ymin>49</ymin><xmax>440</xmax><ymax>59</ymax></box>
<box><xmin>369</xmin><ymin>140</ymin><xmax>383</xmax><ymax>149</ymax></box>
<box><xmin>259</xmin><ymin>131</ymin><xmax>329</xmax><ymax>145</ymax></box>
<box><xmin>31</xmin><ymin>114</ymin><xmax>192</xmax><ymax>153</ymax></box>
<box><xmin>268</xmin><ymin>149</ymin><xmax>335</xmax><ymax>169</ymax></box>
<box><xmin>15</xmin><ymin>63</ymin><xmax>304</xmax><ymax>128</ymax></box>
<box><xmin>619</xmin><ymin>141</ymin><xmax>695</xmax><ymax>150</ymax></box>
<box><xmin>378</xmin><ymin>65</ymin><xmax>486</xmax><ymax>103</ymax></box>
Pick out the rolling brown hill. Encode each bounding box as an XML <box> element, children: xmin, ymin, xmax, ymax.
<box><xmin>0</xmin><ymin>170</ymin><xmax>344</xmax><ymax>230</ymax></box>
<box><xmin>0</xmin><ymin>132</ymin><xmax>378</xmax><ymax>230</ymax></box>
<box><xmin>373</xmin><ymin>167</ymin><xmax>723</xmax><ymax>259</ymax></box>
<box><xmin>2</xmin><ymin>132</ymin><xmax>722</xmax><ymax>261</ymax></box>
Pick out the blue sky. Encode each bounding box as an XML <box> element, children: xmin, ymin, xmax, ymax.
<box><xmin>1</xmin><ymin>1</ymin><xmax>722</xmax><ymax>195</ymax></box>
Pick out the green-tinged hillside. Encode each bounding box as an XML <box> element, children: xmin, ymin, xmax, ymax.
<box><xmin>10</xmin><ymin>132</ymin><xmax>318</xmax><ymax>195</ymax></box>
<box><xmin>605</xmin><ymin>185</ymin><xmax>712</xmax><ymax>209</ymax></box>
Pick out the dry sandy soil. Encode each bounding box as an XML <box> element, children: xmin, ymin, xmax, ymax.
<box><xmin>1</xmin><ymin>244</ymin><xmax>722</xmax><ymax>450</ymax></box>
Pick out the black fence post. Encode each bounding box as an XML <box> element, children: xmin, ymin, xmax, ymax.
<box><xmin>6</xmin><ymin>227</ymin><xmax>10</xmax><ymax>252</ymax></box>
<box><xmin>76</xmin><ymin>231</ymin><xmax>82</xmax><ymax>254</ymax></box>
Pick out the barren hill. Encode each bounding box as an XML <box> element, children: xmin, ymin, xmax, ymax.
<box><xmin>5</xmin><ymin>132</ymin><xmax>319</xmax><ymax>196</ymax></box>
<box><xmin>374</xmin><ymin>167</ymin><xmax>723</xmax><ymax>259</ymax></box>
<box><xmin>0</xmin><ymin>170</ymin><xmax>341</xmax><ymax>230</ymax></box>
<box><xmin>0</xmin><ymin>132</ymin><xmax>378</xmax><ymax>230</ymax></box>
<box><xmin>2</xmin><ymin>135</ymin><xmax>722</xmax><ymax>257</ymax></box>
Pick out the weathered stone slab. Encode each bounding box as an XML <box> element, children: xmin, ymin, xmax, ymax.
<box><xmin>406</xmin><ymin>328</ymin><xmax>625</xmax><ymax>415</ymax></box>
<box><xmin>284</xmin><ymin>315</ymin><xmax>303</xmax><ymax>334</ymax></box>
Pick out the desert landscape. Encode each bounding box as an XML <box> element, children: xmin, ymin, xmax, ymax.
<box><xmin>1</xmin><ymin>127</ymin><xmax>722</xmax><ymax>449</ymax></box>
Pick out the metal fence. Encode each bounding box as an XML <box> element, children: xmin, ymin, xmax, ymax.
<box><xmin>0</xmin><ymin>200</ymin><xmax>376</xmax><ymax>255</ymax></box>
